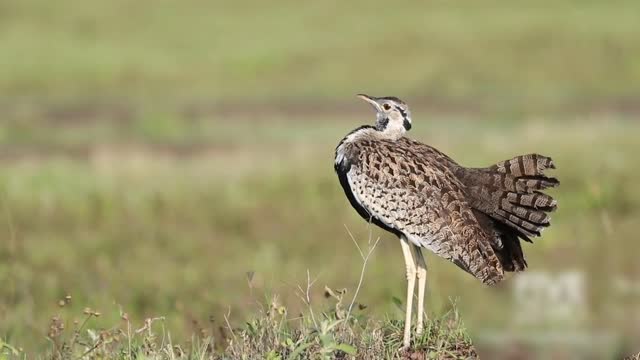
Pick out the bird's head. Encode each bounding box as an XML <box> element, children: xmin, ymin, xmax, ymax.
<box><xmin>357</xmin><ymin>94</ymin><xmax>412</xmax><ymax>137</ymax></box>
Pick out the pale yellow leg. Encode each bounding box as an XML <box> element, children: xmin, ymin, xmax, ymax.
<box><xmin>399</xmin><ymin>236</ymin><xmax>416</xmax><ymax>349</ymax></box>
<box><xmin>413</xmin><ymin>245</ymin><xmax>427</xmax><ymax>335</ymax></box>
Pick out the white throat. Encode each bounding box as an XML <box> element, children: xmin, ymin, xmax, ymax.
<box><xmin>380</xmin><ymin>120</ymin><xmax>407</xmax><ymax>140</ymax></box>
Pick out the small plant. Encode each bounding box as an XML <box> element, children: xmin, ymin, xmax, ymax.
<box><xmin>36</xmin><ymin>295</ymin><xmax>214</xmax><ymax>360</ymax></box>
<box><xmin>1</xmin><ymin>339</ymin><xmax>21</xmax><ymax>359</ymax></box>
<box><xmin>625</xmin><ymin>352</ymin><xmax>640</xmax><ymax>360</ymax></box>
<box><xmin>8</xmin><ymin>226</ymin><xmax>480</xmax><ymax>359</ymax></box>
<box><xmin>20</xmin><ymin>284</ymin><xmax>477</xmax><ymax>359</ymax></box>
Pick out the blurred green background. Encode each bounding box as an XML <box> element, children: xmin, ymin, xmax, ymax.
<box><xmin>1</xmin><ymin>0</ymin><xmax>639</xmax><ymax>357</ymax></box>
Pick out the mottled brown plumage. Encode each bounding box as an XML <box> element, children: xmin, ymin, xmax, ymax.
<box><xmin>334</xmin><ymin>94</ymin><xmax>559</xmax><ymax>348</ymax></box>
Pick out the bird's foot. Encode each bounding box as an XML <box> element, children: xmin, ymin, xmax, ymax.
<box><xmin>401</xmin><ymin>337</ymin><xmax>411</xmax><ymax>351</ymax></box>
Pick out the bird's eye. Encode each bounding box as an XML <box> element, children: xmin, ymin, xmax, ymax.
<box><xmin>382</xmin><ymin>104</ymin><xmax>391</xmax><ymax>110</ymax></box>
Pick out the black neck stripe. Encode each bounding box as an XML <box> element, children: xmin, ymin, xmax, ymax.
<box><xmin>376</xmin><ymin>117</ymin><xmax>389</xmax><ymax>131</ymax></box>
<box><xmin>395</xmin><ymin>106</ymin><xmax>407</xmax><ymax>119</ymax></box>
<box><xmin>403</xmin><ymin>118</ymin><xmax>412</xmax><ymax>130</ymax></box>
<box><xmin>395</xmin><ymin>106</ymin><xmax>411</xmax><ymax>130</ymax></box>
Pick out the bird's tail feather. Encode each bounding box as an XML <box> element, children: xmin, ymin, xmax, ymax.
<box><xmin>459</xmin><ymin>154</ymin><xmax>559</xmax><ymax>272</ymax></box>
<box><xmin>487</xmin><ymin>154</ymin><xmax>559</xmax><ymax>238</ymax></box>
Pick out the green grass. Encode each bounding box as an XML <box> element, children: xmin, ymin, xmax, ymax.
<box><xmin>1</xmin><ymin>116</ymin><xmax>639</xmax><ymax>357</ymax></box>
<box><xmin>8</xmin><ymin>295</ymin><xmax>475</xmax><ymax>359</ymax></box>
<box><xmin>1</xmin><ymin>0</ymin><xmax>639</xmax><ymax>110</ymax></box>
<box><xmin>2</xmin><ymin>0</ymin><xmax>640</xmax><ymax>357</ymax></box>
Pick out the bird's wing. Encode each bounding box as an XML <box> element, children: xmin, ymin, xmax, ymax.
<box><xmin>345</xmin><ymin>137</ymin><xmax>504</xmax><ymax>285</ymax></box>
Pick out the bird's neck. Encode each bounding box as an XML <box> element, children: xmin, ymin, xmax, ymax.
<box><xmin>376</xmin><ymin>120</ymin><xmax>406</xmax><ymax>141</ymax></box>
<box><xmin>338</xmin><ymin>124</ymin><xmax>406</xmax><ymax>148</ymax></box>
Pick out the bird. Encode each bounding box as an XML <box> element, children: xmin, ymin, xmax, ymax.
<box><xmin>334</xmin><ymin>94</ymin><xmax>559</xmax><ymax>349</ymax></box>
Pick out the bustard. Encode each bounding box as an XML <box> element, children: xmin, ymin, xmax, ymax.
<box><xmin>334</xmin><ymin>94</ymin><xmax>559</xmax><ymax>349</ymax></box>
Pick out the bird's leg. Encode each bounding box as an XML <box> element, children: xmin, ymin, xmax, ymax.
<box><xmin>399</xmin><ymin>236</ymin><xmax>417</xmax><ymax>349</ymax></box>
<box><xmin>413</xmin><ymin>245</ymin><xmax>427</xmax><ymax>335</ymax></box>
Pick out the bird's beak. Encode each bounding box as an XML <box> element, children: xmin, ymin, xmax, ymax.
<box><xmin>356</xmin><ymin>94</ymin><xmax>381</xmax><ymax>111</ymax></box>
